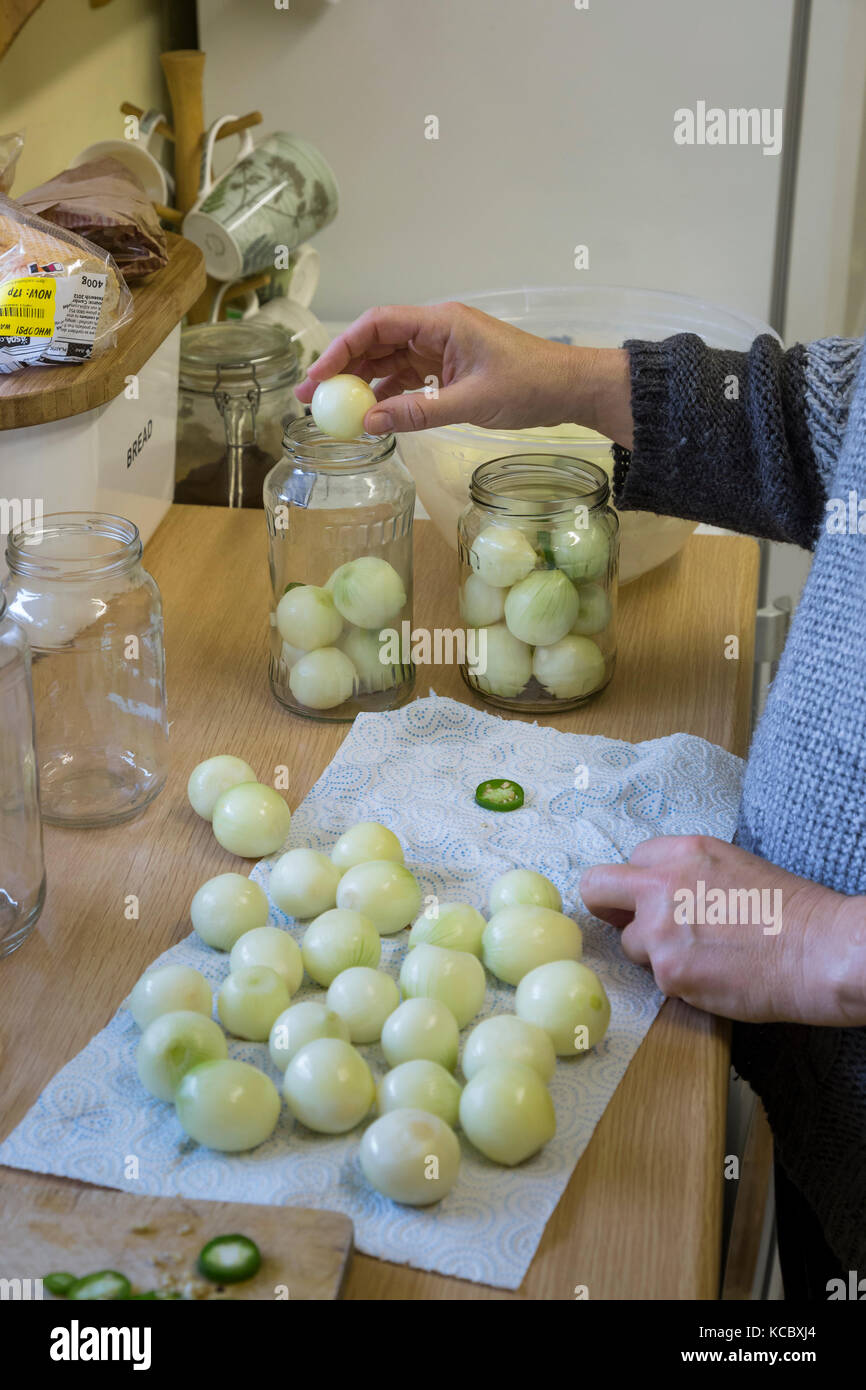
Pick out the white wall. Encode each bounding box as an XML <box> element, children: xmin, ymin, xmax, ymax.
<box><xmin>198</xmin><ymin>0</ymin><xmax>793</xmax><ymax>325</ymax></box>
<box><xmin>0</xmin><ymin>0</ymin><xmax>167</xmax><ymax>193</ymax></box>
<box><xmin>785</xmin><ymin>0</ymin><xmax>866</xmax><ymax>343</ymax></box>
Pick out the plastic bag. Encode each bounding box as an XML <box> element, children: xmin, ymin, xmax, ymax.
<box><xmin>0</xmin><ymin>192</ymin><xmax>133</xmax><ymax>373</ymax></box>
<box><xmin>19</xmin><ymin>157</ymin><xmax>168</xmax><ymax>282</ymax></box>
<box><xmin>0</xmin><ymin>131</ymin><xmax>24</xmax><ymax>194</ymax></box>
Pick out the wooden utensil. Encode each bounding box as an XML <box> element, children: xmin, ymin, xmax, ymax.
<box><xmin>1</xmin><ymin>1174</ymin><xmax>354</xmax><ymax>1301</ymax></box>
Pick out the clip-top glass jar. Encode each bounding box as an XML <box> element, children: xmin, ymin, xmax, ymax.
<box><xmin>175</xmin><ymin>321</ymin><xmax>302</xmax><ymax>508</ymax></box>
<box><xmin>3</xmin><ymin>513</ymin><xmax>169</xmax><ymax>826</ymax></box>
<box><xmin>457</xmin><ymin>454</ymin><xmax>618</xmax><ymax>711</ymax></box>
<box><xmin>0</xmin><ymin>594</ymin><xmax>45</xmax><ymax>956</ymax></box>
<box><xmin>264</xmin><ymin>417</ymin><xmax>415</xmax><ymax>721</ymax></box>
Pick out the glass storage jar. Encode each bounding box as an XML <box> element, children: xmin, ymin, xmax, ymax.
<box><xmin>264</xmin><ymin>417</ymin><xmax>415</xmax><ymax>721</ymax></box>
<box><xmin>457</xmin><ymin>454</ymin><xmax>618</xmax><ymax>712</ymax></box>
<box><xmin>0</xmin><ymin>595</ymin><xmax>45</xmax><ymax>956</ymax></box>
<box><xmin>4</xmin><ymin>513</ymin><xmax>169</xmax><ymax>827</ymax></box>
<box><xmin>175</xmin><ymin>321</ymin><xmax>302</xmax><ymax>508</ymax></box>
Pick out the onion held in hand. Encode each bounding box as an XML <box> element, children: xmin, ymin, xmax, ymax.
<box><xmin>311</xmin><ymin>373</ymin><xmax>377</xmax><ymax>440</ymax></box>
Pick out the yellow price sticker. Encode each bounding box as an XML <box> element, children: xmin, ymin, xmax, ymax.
<box><xmin>0</xmin><ymin>277</ymin><xmax>56</xmax><ymax>338</ymax></box>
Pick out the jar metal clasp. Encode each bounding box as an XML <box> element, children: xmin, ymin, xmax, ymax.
<box><xmin>212</xmin><ymin>361</ymin><xmax>263</xmax><ymax>509</ymax></box>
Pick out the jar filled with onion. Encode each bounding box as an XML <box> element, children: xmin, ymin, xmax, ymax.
<box><xmin>264</xmin><ymin>417</ymin><xmax>415</xmax><ymax>721</ymax></box>
<box><xmin>457</xmin><ymin>455</ymin><xmax>618</xmax><ymax>711</ymax></box>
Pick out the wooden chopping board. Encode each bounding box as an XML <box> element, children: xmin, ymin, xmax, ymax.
<box><xmin>1</xmin><ymin>1174</ymin><xmax>353</xmax><ymax>1300</ymax></box>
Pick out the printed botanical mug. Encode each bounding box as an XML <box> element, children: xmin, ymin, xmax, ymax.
<box><xmin>182</xmin><ymin>118</ymin><xmax>339</xmax><ymax>281</ymax></box>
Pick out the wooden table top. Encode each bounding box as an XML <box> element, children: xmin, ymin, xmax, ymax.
<box><xmin>0</xmin><ymin>508</ymin><xmax>758</xmax><ymax>1300</ymax></box>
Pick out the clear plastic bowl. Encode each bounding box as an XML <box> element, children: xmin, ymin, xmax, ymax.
<box><xmin>398</xmin><ymin>286</ymin><xmax>778</xmax><ymax>584</ymax></box>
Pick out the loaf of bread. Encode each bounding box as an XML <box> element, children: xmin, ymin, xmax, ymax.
<box><xmin>0</xmin><ymin>193</ymin><xmax>132</xmax><ymax>370</ymax></box>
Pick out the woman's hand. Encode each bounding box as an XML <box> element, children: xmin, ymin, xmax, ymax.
<box><xmin>295</xmin><ymin>301</ymin><xmax>634</xmax><ymax>446</ymax></box>
<box><xmin>579</xmin><ymin>835</ymin><xmax>866</xmax><ymax>1026</ymax></box>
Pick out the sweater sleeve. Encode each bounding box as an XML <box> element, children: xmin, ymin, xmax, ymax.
<box><xmin>611</xmin><ymin>333</ymin><xmax>863</xmax><ymax>548</ymax></box>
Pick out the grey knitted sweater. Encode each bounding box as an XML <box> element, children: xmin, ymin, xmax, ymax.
<box><xmin>612</xmin><ymin>331</ymin><xmax>866</xmax><ymax>1270</ymax></box>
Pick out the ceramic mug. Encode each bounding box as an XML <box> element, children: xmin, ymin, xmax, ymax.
<box><xmin>264</xmin><ymin>244</ymin><xmax>321</xmax><ymax>309</ymax></box>
<box><xmin>209</xmin><ymin>288</ymin><xmax>331</xmax><ymax>373</ymax></box>
<box><xmin>182</xmin><ymin>121</ymin><xmax>338</xmax><ymax>282</ymax></box>
<box><xmin>251</xmin><ymin>298</ymin><xmax>332</xmax><ymax>372</ymax></box>
<box><xmin>71</xmin><ymin>109</ymin><xmax>175</xmax><ymax>203</ymax></box>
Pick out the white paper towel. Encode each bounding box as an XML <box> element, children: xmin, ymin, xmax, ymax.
<box><xmin>0</xmin><ymin>695</ymin><xmax>744</xmax><ymax>1289</ymax></box>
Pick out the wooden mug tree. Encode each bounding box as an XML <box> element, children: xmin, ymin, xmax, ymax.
<box><xmin>122</xmin><ymin>49</ymin><xmax>270</xmax><ymax>324</ymax></box>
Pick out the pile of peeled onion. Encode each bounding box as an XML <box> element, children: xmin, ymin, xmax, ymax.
<box><xmin>126</xmin><ymin>773</ymin><xmax>611</xmax><ymax>1208</ymax></box>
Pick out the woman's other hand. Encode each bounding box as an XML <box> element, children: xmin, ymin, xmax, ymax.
<box><xmin>580</xmin><ymin>835</ymin><xmax>866</xmax><ymax>1026</ymax></box>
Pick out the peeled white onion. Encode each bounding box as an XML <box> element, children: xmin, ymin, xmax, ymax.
<box><xmin>516</xmin><ymin>958</ymin><xmax>611</xmax><ymax>1055</ymax></box>
<box><xmin>301</xmin><ymin>907</ymin><xmax>381</xmax><ymax>986</ymax></box>
<box><xmin>482</xmin><ymin>905</ymin><xmax>582</xmax><ymax>985</ymax></box>
<box><xmin>469</xmin><ymin>525</ymin><xmax>537</xmax><ymax>587</ymax></box>
<box><xmin>175</xmin><ymin>1059</ymin><xmax>281</xmax><ymax>1152</ymax></box>
<box><xmin>269</xmin><ymin>847</ymin><xmax>341</xmax><ymax>920</ymax></box>
<box><xmin>532</xmin><ymin>634</ymin><xmax>606</xmax><ymax>700</ymax></box>
<box><xmin>268</xmin><ymin>1000</ymin><xmax>350</xmax><ymax>1072</ymax></box>
<box><xmin>330</xmin><ymin>820</ymin><xmax>404</xmax><ymax>871</ymax></box>
<box><xmin>360</xmin><ymin>1109</ymin><xmax>461</xmax><ymax>1205</ymax></box>
<box><xmin>328</xmin><ymin>556</ymin><xmax>407</xmax><ymax>629</ymax></box>
<box><xmin>190</xmin><ymin>872</ymin><xmax>270</xmax><ymax>951</ymax></box>
<box><xmin>461</xmin><ymin>1014</ymin><xmax>556</xmax><ymax>1084</ymax></box>
<box><xmin>399</xmin><ymin>943</ymin><xmax>486</xmax><ymax>1029</ymax></box>
<box><xmin>467</xmin><ymin>622</ymin><xmax>532</xmax><ymax>699</ymax></box>
<box><xmin>282</xmin><ymin>1037</ymin><xmax>375</xmax><ymax>1133</ymax></box>
<box><xmin>279</xmin><ymin>638</ymin><xmax>306</xmax><ymax>670</ymax></box>
<box><xmin>571</xmin><ymin>583</ymin><xmax>612</xmax><ymax>635</ymax></box>
<box><xmin>504</xmin><ymin>569</ymin><xmax>579</xmax><ymax>647</ymax></box>
<box><xmin>459</xmin><ymin>573</ymin><xmax>506</xmax><ymax>628</ymax></box>
<box><xmin>377</xmin><ymin>1060</ymin><xmax>462</xmax><ymax>1127</ymax></box>
<box><xmin>311</xmin><ymin>373</ymin><xmax>377</xmax><ymax>440</ymax></box>
<box><xmin>289</xmin><ymin>647</ymin><xmax>356</xmax><ymax>710</ymax></box>
<box><xmin>187</xmin><ymin>754</ymin><xmax>257</xmax><ymax>821</ymax></box>
<box><xmin>276</xmin><ymin>584</ymin><xmax>343</xmax><ymax>651</ymax></box>
<box><xmin>217</xmin><ymin>965</ymin><xmax>292</xmax><ymax>1041</ymax></box>
<box><xmin>136</xmin><ymin>1010</ymin><xmax>228</xmax><ymax>1102</ymax></box>
<box><xmin>337</xmin><ymin>626</ymin><xmax>398</xmax><ymax>692</ymax></box>
<box><xmin>229</xmin><ymin>926</ymin><xmax>303</xmax><ymax>994</ymax></box>
<box><xmin>459</xmin><ymin>1061</ymin><xmax>556</xmax><ymax>1165</ymax></box>
<box><xmin>551</xmin><ymin>520</ymin><xmax>610</xmax><ymax>582</ymax></box>
<box><xmin>408</xmin><ymin>901</ymin><xmax>486</xmax><ymax>956</ymax></box>
<box><xmin>211</xmin><ymin>783</ymin><xmax>292</xmax><ymax>858</ymax></box>
<box><xmin>336</xmin><ymin>859</ymin><xmax>422</xmax><ymax>935</ymax></box>
<box><xmin>129</xmin><ymin>964</ymin><xmax>212</xmax><ymax>1030</ymax></box>
<box><xmin>326</xmin><ymin>966</ymin><xmax>400</xmax><ymax>1043</ymax></box>
<box><xmin>488</xmin><ymin>869</ymin><xmax>562</xmax><ymax>915</ymax></box>
<box><xmin>381</xmin><ymin>997</ymin><xmax>460</xmax><ymax>1071</ymax></box>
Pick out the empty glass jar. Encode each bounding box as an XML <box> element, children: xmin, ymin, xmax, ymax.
<box><xmin>3</xmin><ymin>513</ymin><xmax>169</xmax><ymax>826</ymax></box>
<box><xmin>175</xmin><ymin>321</ymin><xmax>302</xmax><ymax>508</ymax></box>
<box><xmin>264</xmin><ymin>417</ymin><xmax>415</xmax><ymax>721</ymax></box>
<box><xmin>457</xmin><ymin>454</ymin><xmax>619</xmax><ymax>711</ymax></box>
<box><xmin>0</xmin><ymin>595</ymin><xmax>45</xmax><ymax>956</ymax></box>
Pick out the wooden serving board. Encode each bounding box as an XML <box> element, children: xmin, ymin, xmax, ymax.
<box><xmin>0</xmin><ymin>1174</ymin><xmax>353</xmax><ymax>1301</ymax></box>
